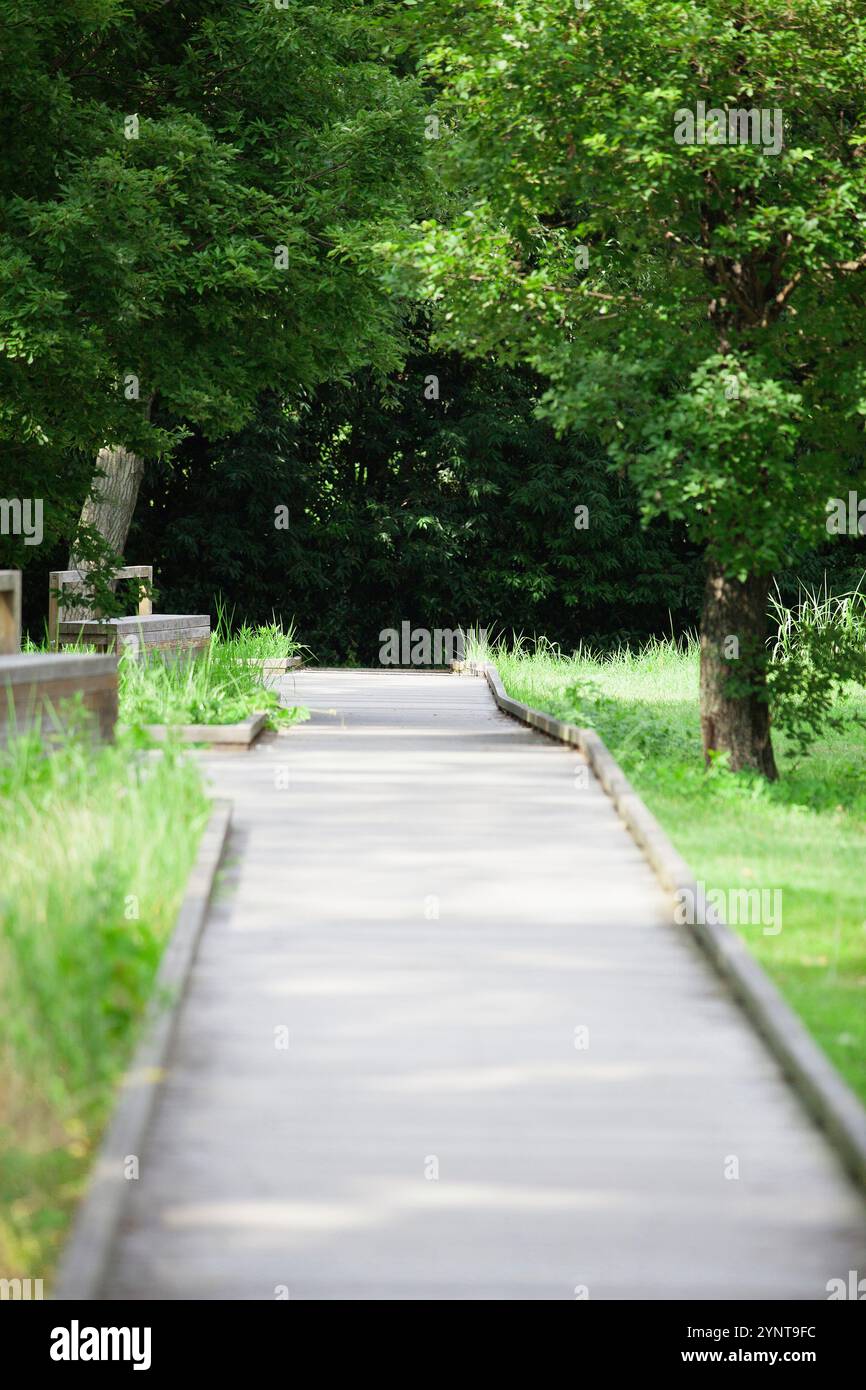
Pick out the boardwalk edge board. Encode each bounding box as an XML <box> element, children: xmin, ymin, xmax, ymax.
<box><xmin>116</xmin><ymin>711</ymin><xmax>268</xmax><ymax>748</ymax></box>
<box><xmin>52</xmin><ymin>798</ymin><xmax>233</xmax><ymax>1300</ymax></box>
<box><xmin>471</xmin><ymin>659</ymin><xmax>866</xmax><ymax>1193</ymax></box>
<box><xmin>0</xmin><ymin>652</ymin><xmax>119</xmax><ymax>746</ymax></box>
<box><xmin>238</xmin><ymin>655</ymin><xmax>303</xmax><ymax>671</ymax></box>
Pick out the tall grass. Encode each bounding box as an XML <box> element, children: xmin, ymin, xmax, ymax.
<box><xmin>115</xmin><ymin>601</ymin><xmax>311</xmax><ymax>728</ymax></box>
<box><xmin>22</xmin><ymin>601</ymin><xmax>310</xmax><ymax>727</ymax></box>
<box><xmin>213</xmin><ymin>598</ymin><xmax>305</xmax><ymax>663</ymax></box>
<box><xmin>0</xmin><ymin>717</ymin><xmax>210</xmax><ymax>1280</ymax></box>
<box><xmin>119</xmin><ymin>638</ymin><xmax>307</xmax><ymax>729</ymax></box>
<box><xmin>470</xmin><ymin>575</ymin><xmax>866</xmax><ymax>676</ymax></box>
<box><xmin>769</xmin><ymin>577</ymin><xmax>866</xmax><ymax>660</ymax></box>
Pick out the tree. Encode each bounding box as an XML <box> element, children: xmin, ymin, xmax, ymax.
<box><xmin>130</xmin><ymin>353</ymin><xmax>703</xmax><ymax>660</ymax></box>
<box><xmin>0</xmin><ymin>0</ymin><xmax>426</xmax><ymax>578</ymax></box>
<box><xmin>393</xmin><ymin>0</ymin><xmax>866</xmax><ymax>776</ymax></box>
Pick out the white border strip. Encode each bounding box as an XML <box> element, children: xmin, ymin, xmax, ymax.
<box><xmin>53</xmin><ymin>798</ymin><xmax>233</xmax><ymax>1299</ymax></box>
<box><xmin>479</xmin><ymin>660</ymin><xmax>866</xmax><ymax>1191</ymax></box>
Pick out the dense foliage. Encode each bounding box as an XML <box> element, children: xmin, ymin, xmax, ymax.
<box><xmin>5</xmin><ymin>0</ymin><xmax>866</xmax><ymax>768</ymax></box>
<box><xmin>0</xmin><ymin>0</ymin><xmax>426</xmax><ymax>566</ymax></box>
<box><xmin>398</xmin><ymin>0</ymin><xmax>866</xmax><ymax>568</ymax></box>
<box><xmin>130</xmin><ymin>358</ymin><xmax>704</xmax><ymax>662</ymax></box>
<box><xmin>391</xmin><ymin>0</ymin><xmax>866</xmax><ymax>769</ymax></box>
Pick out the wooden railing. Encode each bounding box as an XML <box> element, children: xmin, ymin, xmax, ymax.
<box><xmin>48</xmin><ymin>566</ymin><xmax>153</xmax><ymax>649</ymax></box>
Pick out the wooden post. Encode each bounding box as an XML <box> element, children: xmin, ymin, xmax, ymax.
<box><xmin>0</xmin><ymin>570</ymin><xmax>22</xmax><ymax>654</ymax></box>
<box><xmin>47</xmin><ymin>569</ymin><xmax>67</xmax><ymax>649</ymax></box>
<box><xmin>115</xmin><ymin>566</ymin><xmax>153</xmax><ymax>615</ymax></box>
<box><xmin>134</xmin><ymin>567</ymin><xmax>154</xmax><ymax>618</ymax></box>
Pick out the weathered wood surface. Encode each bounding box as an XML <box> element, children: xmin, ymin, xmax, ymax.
<box><xmin>239</xmin><ymin>656</ymin><xmax>303</xmax><ymax>672</ymax></box>
<box><xmin>50</xmin><ymin>564</ymin><xmax>209</xmax><ymax>660</ymax></box>
<box><xmin>481</xmin><ymin>662</ymin><xmax>866</xmax><ymax>1188</ymax></box>
<box><xmin>127</xmin><ymin>711</ymin><xmax>266</xmax><ymax>749</ymax></box>
<box><xmin>0</xmin><ymin>653</ymin><xmax>118</xmax><ymax>744</ymax></box>
<box><xmin>58</xmin><ymin>613</ymin><xmax>211</xmax><ymax>658</ymax></box>
<box><xmin>102</xmin><ymin>670</ymin><xmax>866</xmax><ymax>1300</ymax></box>
<box><xmin>49</xmin><ymin>564</ymin><xmax>152</xmax><ymax>644</ymax></box>
<box><xmin>0</xmin><ymin>570</ymin><xmax>22</xmax><ymax>654</ymax></box>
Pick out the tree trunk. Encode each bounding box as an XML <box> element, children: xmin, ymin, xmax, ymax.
<box><xmin>72</xmin><ymin>443</ymin><xmax>146</xmax><ymax>562</ymax></box>
<box><xmin>64</xmin><ymin>442</ymin><xmax>147</xmax><ymax>621</ymax></box>
<box><xmin>699</xmin><ymin>563</ymin><xmax>778</xmax><ymax>779</ymax></box>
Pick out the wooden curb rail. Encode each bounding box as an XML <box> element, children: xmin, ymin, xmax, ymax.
<box><xmin>475</xmin><ymin>660</ymin><xmax>866</xmax><ymax>1193</ymax></box>
<box><xmin>117</xmin><ymin>713</ymin><xmax>268</xmax><ymax>750</ymax></box>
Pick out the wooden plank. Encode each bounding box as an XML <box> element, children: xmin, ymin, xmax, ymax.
<box><xmin>0</xmin><ymin>652</ymin><xmax>117</xmax><ymax>683</ymax></box>
<box><xmin>49</xmin><ymin>565</ymin><xmax>153</xmax><ymax>645</ymax></box>
<box><xmin>0</xmin><ymin>653</ymin><xmax>118</xmax><ymax>743</ymax></box>
<box><xmin>238</xmin><ymin>656</ymin><xmax>303</xmax><ymax>671</ymax></box>
<box><xmin>50</xmin><ymin>566</ymin><xmax>152</xmax><ymax>584</ymax></box>
<box><xmin>120</xmin><ymin>712</ymin><xmax>267</xmax><ymax>748</ymax></box>
<box><xmin>60</xmin><ymin>616</ymin><xmax>209</xmax><ymax>636</ymax></box>
<box><xmin>58</xmin><ymin>615</ymin><xmax>211</xmax><ymax>658</ymax></box>
<box><xmin>98</xmin><ymin>670</ymin><xmax>866</xmax><ymax>1300</ymax></box>
<box><xmin>0</xmin><ymin>569</ymin><xmax>21</xmax><ymax>654</ymax></box>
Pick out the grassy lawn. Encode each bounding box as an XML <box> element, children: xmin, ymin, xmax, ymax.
<box><xmin>489</xmin><ymin>638</ymin><xmax>866</xmax><ymax>1107</ymax></box>
<box><xmin>0</xmin><ymin>721</ymin><xmax>210</xmax><ymax>1285</ymax></box>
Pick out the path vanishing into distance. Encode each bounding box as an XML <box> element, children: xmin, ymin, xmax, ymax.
<box><xmin>105</xmin><ymin>670</ymin><xmax>866</xmax><ymax>1300</ymax></box>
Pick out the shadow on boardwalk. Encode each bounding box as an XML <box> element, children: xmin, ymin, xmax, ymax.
<box><xmin>104</xmin><ymin>671</ymin><xmax>866</xmax><ymax>1300</ymax></box>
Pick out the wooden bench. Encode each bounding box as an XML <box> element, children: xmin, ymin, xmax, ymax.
<box><xmin>0</xmin><ymin>570</ymin><xmax>22</xmax><ymax>654</ymax></box>
<box><xmin>48</xmin><ymin>566</ymin><xmax>210</xmax><ymax>659</ymax></box>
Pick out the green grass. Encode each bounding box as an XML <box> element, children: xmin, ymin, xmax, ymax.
<box><xmin>0</xmin><ymin>712</ymin><xmax>210</xmax><ymax>1284</ymax></box>
<box><xmin>212</xmin><ymin>595</ymin><xmax>308</xmax><ymax>664</ymax></box>
<box><xmin>118</xmin><ymin>632</ymin><xmax>309</xmax><ymax>731</ymax></box>
<box><xmin>479</xmin><ymin>634</ymin><xmax>866</xmax><ymax>1107</ymax></box>
<box><xmin>22</xmin><ymin>633</ymin><xmax>97</xmax><ymax>654</ymax></box>
<box><xmin>23</xmin><ymin>602</ymin><xmax>310</xmax><ymax>730</ymax></box>
<box><xmin>2</xmin><ymin>604</ymin><xmax>309</xmax><ymax>1279</ymax></box>
<box><xmin>224</xmin><ymin>616</ymin><xmax>303</xmax><ymax>663</ymax></box>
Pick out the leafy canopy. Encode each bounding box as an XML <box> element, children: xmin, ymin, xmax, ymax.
<box><xmin>0</xmin><ymin>0</ymin><xmax>426</xmax><ymax>560</ymax></box>
<box><xmin>392</xmin><ymin>0</ymin><xmax>866</xmax><ymax>580</ymax></box>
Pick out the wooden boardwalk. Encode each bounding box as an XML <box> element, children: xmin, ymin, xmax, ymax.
<box><xmin>106</xmin><ymin>670</ymin><xmax>866</xmax><ymax>1299</ymax></box>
